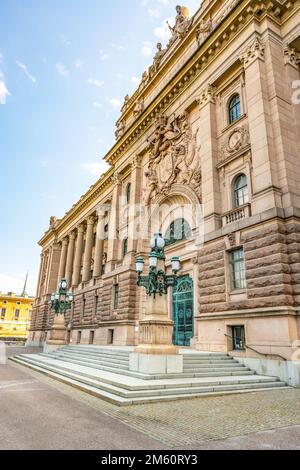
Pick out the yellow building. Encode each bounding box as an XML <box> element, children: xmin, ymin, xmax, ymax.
<box><xmin>0</xmin><ymin>292</ymin><xmax>34</xmax><ymax>341</ymax></box>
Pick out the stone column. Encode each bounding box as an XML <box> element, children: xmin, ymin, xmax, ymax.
<box><xmin>72</xmin><ymin>224</ymin><xmax>85</xmax><ymax>287</ymax></box>
<box><xmin>197</xmin><ymin>84</ymin><xmax>221</xmax><ymax>235</ymax></box>
<box><xmin>107</xmin><ymin>174</ymin><xmax>122</xmax><ymax>271</ymax></box>
<box><xmin>93</xmin><ymin>210</ymin><xmax>105</xmax><ymax>278</ymax></box>
<box><xmin>57</xmin><ymin>238</ymin><xmax>68</xmax><ymax>286</ymax></box>
<box><xmin>240</xmin><ymin>35</ymin><xmax>280</xmax><ymax>214</ymax></box>
<box><xmin>82</xmin><ymin>215</ymin><xmax>95</xmax><ymax>282</ymax></box>
<box><xmin>65</xmin><ymin>231</ymin><xmax>76</xmax><ymax>287</ymax></box>
<box><xmin>128</xmin><ymin>155</ymin><xmax>143</xmax><ymax>256</ymax></box>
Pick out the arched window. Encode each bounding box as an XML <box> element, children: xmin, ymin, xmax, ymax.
<box><xmin>234</xmin><ymin>174</ymin><xmax>249</xmax><ymax>208</ymax></box>
<box><xmin>126</xmin><ymin>183</ymin><xmax>131</xmax><ymax>204</ymax></box>
<box><xmin>229</xmin><ymin>94</ymin><xmax>241</xmax><ymax>124</ymax></box>
<box><xmin>123</xmin><ymin>238</ymin><xmax>128</xmax><ymax>257</ymax></box>
<box><xmin>165</xmin><ymin>219</ymin><xmax>192</xmax><ymax>247</ymax></box>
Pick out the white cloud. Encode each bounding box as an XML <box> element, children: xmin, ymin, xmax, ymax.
<box><xmin>148</xmin><ymin>8</ymin><xmax>161</xmax><ymax>18</ymax></box>
<box><xmin>0</xmin><ymin>73</ymin><xmax>10</xmax><ymax>105</ymax></box>
<box><xmin>131</xmin><ymin>76</ymin><xmax>140</xmax><ymax>85</ymax></box>
<box><xmin>154</xmin><ymin>17</ymin><xmax>173</xmax><ymax>40</ymax></box>
<box><xmin>110</xmin><ymin>98</ymin><xmax>122</xmax><ymax>109</ymax></box>
<box><xmin>87</xmin><ymin>78</ymin><xmax>104</xmax><ymax>87</ymax></box>
<box><xmin>99</xmin><ymin>50</ymin><xmax>109</xmax><ymax>61</ymax></box>
<box><xmin>93</xmin><ymin>101</ymin><xmax>102</xmax><ymax>108</ymax></box>
<box><xmin>111</xmin><ymin>43</ymin><xmax>126</xmax><ymax>51</ymax></box>
<box><xmin>16</xmin><ymin>60</ymin><xmax>37</xmax><ymax>83</ymax></box>
<box><xmin>81</xmin><ymin>161</ymin><xmax>109</xmax><ymax>177</ymax></box>
<box><xmin>142</xmin><ymin>41</ymin><xmax>153</xmax><ymax>56</ymax></box>
<box><xmin>56</xmin><ymin>63</ymin><xmax>69</xmax><ymax>77</ymax></box>
<box><xmin>74</xmin><ymin>59</ymin><xmax>83</xmax><ymax>69</ymax></box>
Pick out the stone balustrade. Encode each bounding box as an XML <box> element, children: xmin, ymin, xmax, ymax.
<box><xmin>222</xmin><ymin>204</ymin><xmax>251</xmax><ymax>226</ymax></box>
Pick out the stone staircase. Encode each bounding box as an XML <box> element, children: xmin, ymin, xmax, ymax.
<box><xmin>9</xmin><ymin>345</ymin><xmax>289</xmax><ymax>406</ymax></box>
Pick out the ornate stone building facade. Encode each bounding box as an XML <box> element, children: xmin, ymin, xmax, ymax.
<box><xmin>28</xmin><ymin>0</ymin><xmax>300</xmax><ymax>374</ymax></box>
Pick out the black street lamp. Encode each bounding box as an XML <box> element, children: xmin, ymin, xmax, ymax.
<box><xmin>50</xmin><ymin>278</ymin><xmax>74</xmax><ymax>315</ymax></box>
<box><xmin>136</xmin><ymin>233</ymin><xmax>181</xmax><ymax>297</ymax></box>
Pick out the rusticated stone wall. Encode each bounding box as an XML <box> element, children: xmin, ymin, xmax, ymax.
<box><xmin>198</xmin><ymin>220</ymin><xmax>300</xmax><ymax>314</ymax></box>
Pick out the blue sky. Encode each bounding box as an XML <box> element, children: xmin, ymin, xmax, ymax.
<box><xmin>0</xmin><ymin>0</ymin><xmax>201</xmax><ymax>295</ymax></box>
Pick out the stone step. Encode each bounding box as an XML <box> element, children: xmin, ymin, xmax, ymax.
<box><xmin>42</xmin><ymin>351</ymin><xmax>253</xmax><ymax>378</ymax></box>
<box><xmin>183</xmin><ymin>362</ymin><xmax>241</xmax><ymax>370</ymax></box>
<box><xmin>63</xmin><ymin>346</ymin><xmax>131</xmax><ymax>357</ymax></box>
<box><xmin>46</xmin><ymin>352</ymin><xmax>130</xmax><ymax>368</ymax></box>
<box><xmin>11</xmin><ymin>355</ymin><xmax>285</xmax><ymax>394</ymax></box>
<box><xmin>10</xmin><ymin>355</ymin><xmax>288</xmax><ymax>406</ymax></box>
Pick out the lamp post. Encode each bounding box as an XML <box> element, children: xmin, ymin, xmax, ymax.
<box><xmin>45</xmin><ymin>279</ymin><xmax>74</xmax><ymax>353</ymax></box>
<box><xmin>136</xmin><ymin>233</ymin><xmax>180</xmax><ymax>297</ymax></box>
<box><xmin>50</xmin><ymin>278</ymin><xmax>74</xmax><ymax>315</ymax></box>
<box><xmin>131</xmin><ymin>233</ymin><xmax>183</xmax><ymax>375</ymax></box>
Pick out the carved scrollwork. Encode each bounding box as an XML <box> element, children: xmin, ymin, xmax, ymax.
<box><xmin>115</xmin><ymin>119</ymin><xmax>126</xmax><ymax>140</ymax></box>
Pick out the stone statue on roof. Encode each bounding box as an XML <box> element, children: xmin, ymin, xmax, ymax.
<box><xmin>167</xmin><ymin>5</ymin><xmax>192</xmax><ymax>42</ymax></box>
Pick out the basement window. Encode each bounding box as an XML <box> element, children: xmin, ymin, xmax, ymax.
<box><xmin>232</xmin><ymin>326</ymin><xmax>246</xmax><ymax>351</ymax></box>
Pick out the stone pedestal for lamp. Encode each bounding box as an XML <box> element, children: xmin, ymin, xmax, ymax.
<box><xmin>129</xmin><ymin>254</ymin><xmax>183</xmax><ymax>375</ymax></box>
<box><xmin>44</xmin><ymin>314</ymin><xmax>68</xmax><ymax>353</ymax></box>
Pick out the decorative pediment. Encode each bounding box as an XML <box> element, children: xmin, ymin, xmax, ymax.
<box><xmin>143</xmin><ymin>112</ymin><xmax>201</xmax><ymax>206</ymax></box>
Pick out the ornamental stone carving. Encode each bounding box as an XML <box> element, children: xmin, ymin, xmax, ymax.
<box><xmin>196</xmin><ymin>19</ymin><xmax>213</xmax><ymax>46</ymax></box>
<box><xmin>49</xmin><ymin>216</ymin><xmax>58</xmax><ymax>230</ymax></box>
<box><xmin>144</xmin><ymin>112</ymin><xmax>201</xmax><ymax>205</ymax></box>
<box><xmin>121</xmin><ymin>94</ymin><xmax>130</xmax><ymax>113</ymax></box>
<box><xmin>133</xmin><ymin>99</ymin><xmax>144</xmax><ymax>118</ymax></box>
<box><xmin>219</xmin><ymin>125</ymin><xmax>250</xmax><ymax>161</ymax></box>
<box><xmin>197</xmin><ymin>84</ymin><xmax>217</xmax><ymax>108</ymax></box>
<box><xmin>284</xmin><ymin>44</ymin><xmax>300</xmax><ymax>68</ymax></box>
<box><xmin>115</xmin><ymin>119</ymin><xmax>126</xmax><ymax>140</ymax></box>
<box><xmin>240</xmin><ymin>36</ymin><xmax>265</xmax><ymax>68</ymax></box>
<box><xmin>167</xmin><ymin>5</ymin><xmax>192</xmax><ymax>44</ymax></box>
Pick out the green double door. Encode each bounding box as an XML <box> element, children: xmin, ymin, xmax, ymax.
<box><xmin>172</xmin><ymin>276</ymin><xmax>194</xmax><ymax>347</ymax></box>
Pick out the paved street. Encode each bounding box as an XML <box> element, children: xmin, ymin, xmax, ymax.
<box><xmin>1</xmin><ymin>352</ymin><xmax>300</xmax><ymax>450</ymax></box>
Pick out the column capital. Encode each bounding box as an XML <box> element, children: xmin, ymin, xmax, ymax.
<box><xmin>197</xmin><ymin>84</ymin><xmax>217</xmax><ymax>109</ymax></box>
<box><xmin>61</xmin><ymin>237</ymin><xmax>69</xmax><ymax>247</ymax></box>
<box><xmin>283</xmin><ymin>44</ymin><xmax>300</xmax><ymax>69</ymax></box>
<box><xmin>69</xmin><ymin>230</ymin><xmax>77</xmax><ymax>241</ymax></box>
<box><xmin>131</xmin><ymin>154</ymin><xmax>143</xmax><ymax>170</ymax></box>
<box><xmin>87</xmin><ymin>215</ymin><xmax>96</xmax><ymax>226</ymax></box>
<box><xmin>239</xmin><ymin>36</ymin><xmax>265</xmax><ymax>68</ymax></box>
<box><xmin>77</xmin><ymin>223</ymin><xmax>85</xmax><ymax>234</ymax></box>
<box><xmin>112</xmin><ymin>173</ymin><xmax>122</xmax><ymax>186</ymax></box>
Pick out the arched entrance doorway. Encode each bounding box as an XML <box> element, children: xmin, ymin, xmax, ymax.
<box><xmin>172</xmin><ymin>276</ymin><xmax>194</xmax><ymax>347</ymax></box>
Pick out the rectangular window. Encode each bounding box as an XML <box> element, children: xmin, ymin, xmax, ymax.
<box><xmin>108</xmin><ymin>329</ymin><xmax>114</xmax><ymax>345</ymax></box>
<box><xmin>230</xmin><ymin>248</ymin><xmax>246</xmax><ymax>291</ymax></box>
<box><xmin>82</xmin><ymin>298</ymin><xmax>86</xmax><ymax>316</ymax></box>
<box><xmin>95</xmin><ymin>295</ymin><xmax>99</xmax><ymax>316</ymax></box>
<box><xmin>89</xmin><ymin>331</ymin><xmax>95</xmax><ymax>345</ymax></box>
<box><xmin>114</xmin><ymin>285</ymin><xmax>119</xmax><ymax>309</ymax></box>
<box><xmin>1</xmin><ymin>308</ymin><xmax>6</xmax><ymax>319</ymax></box>
<box><xmin>14</xmin><ymin>309</ymin><xmax>20</xmax><ymax>321</ymax></box>
<box><xmin>232</xmin><ymin>326</ymin><xmax>246</xmax><ymax>351</ymax></box>
<box><xmin>77</xmin><ymin>331</ymin><xmax>82</xmax><ymax>344</ymax></box>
